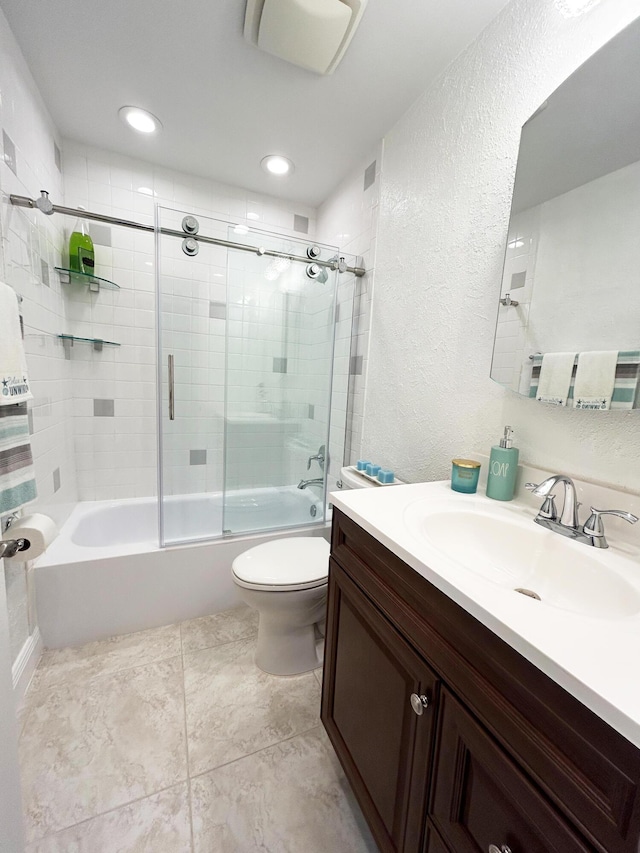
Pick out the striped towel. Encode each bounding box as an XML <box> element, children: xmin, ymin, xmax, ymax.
<box><xmin>0</xmin><ymin>402</ymin><xmax>37</xmax><ymax>514</ymax></box>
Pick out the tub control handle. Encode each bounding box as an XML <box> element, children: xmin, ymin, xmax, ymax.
<box><xmin>168</xmin><ymin>354</ymin><xmax>175</xmax><ymax>421</ymax></box>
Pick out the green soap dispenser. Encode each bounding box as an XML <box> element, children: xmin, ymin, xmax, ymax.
<box><xmin>68</xmin><ymin>209</ymin><xmax>95</xmax><ymax>276</ymax></box>
<box><xmin>486</xmin><ymin>425</ymin><xmax>519</xmax><ymax>501</ymax></box>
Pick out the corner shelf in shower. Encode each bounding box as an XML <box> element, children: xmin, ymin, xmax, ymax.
<box><xmin>54</xmin><ymin>267</ymin><xmax>120</xmax><ymax>292</ymax></box>
<box><xmin>58</xmin><ymin>334</ymin><xmax>121</xmax><ymax>353</ymax></box>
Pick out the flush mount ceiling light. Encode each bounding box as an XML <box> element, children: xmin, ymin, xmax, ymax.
<box><xmin>554</xmin><ymin>0</ymin><xmax>600</xmax><ymax>17</ymax></box>
<box><xmin>261</xmin><ymin>154</ymin><xmax>294</xmax><ymax>176</ymax></box>
<box><xmin>118</xmin><ymin>106</ymin><xmax>162</xmax><ymax>134</ymax></box>
<box><xmin>244</xmin><ymin>0</ymin><xmax>368</xmax><ymax>75</ymax></box>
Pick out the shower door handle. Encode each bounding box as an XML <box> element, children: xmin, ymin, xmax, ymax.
<box><xmin>168</xmin><ymin>354</ymin><xmax>175</xmax><ymax>420</ymax></box>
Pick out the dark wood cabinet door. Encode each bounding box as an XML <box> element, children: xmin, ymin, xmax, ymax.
<box><xmin>322</xmin><ymin>558</ymin><xmax>439</xmax><ymax>853</ymax></box>
<box><xmin>423</xmin><ymin>822</ymin><xmax>451</xmax><ymax>853</ymax></box>
<box><xmin>430</xmin><ymin>689</ymin><xmax>594</xmax><ymax>853</ymax></box>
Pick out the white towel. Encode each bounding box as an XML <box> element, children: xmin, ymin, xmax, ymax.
<box><xmin>0</xmin><ymin>282</ymin><xmax>32</xmax><ymax>406</ymax></box>
<box><xmin>537</xmin><ymin>352</ymin><xmax>576</xmax><ymax>406</ymax></box>
<box><xmin>574</xmin><ymin>350</ymin><xmax>618</xmax><ymax>410</ymax></box>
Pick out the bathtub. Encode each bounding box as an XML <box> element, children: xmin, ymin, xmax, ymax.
<box><xmin>36</xmin><ymin>487</ymin><xmax>329</xmax><ymax>649</ymax></box>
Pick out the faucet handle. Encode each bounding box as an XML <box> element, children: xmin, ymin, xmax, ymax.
<box><xmin>584</xmin><ymin>507</ymin><xmax>639</xmax><ymax>534</ymax></box>
<box><xmin>583</xmin><ymin>507</ymin><xmax>639</xmax><ymax>548</ymax></box>
<box><xmin>538</xmin><ymin>495</ymin><xmax>558</xmax><ymax>522</ymax></box>
<box><xmin>525</xmin><ymin>482</ymin><xmax>558</xmax><ymax>520</ymax></box>
<box><xmin>307</xmin><ymin>445</ymin><xmax>326</xmax><ymax>471</ymax></box>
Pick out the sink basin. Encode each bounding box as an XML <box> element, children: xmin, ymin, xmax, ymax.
<box><xmin>403</xmin><ymin>501</ymin><xmax>640</xmax><ymax>619</ymax></box>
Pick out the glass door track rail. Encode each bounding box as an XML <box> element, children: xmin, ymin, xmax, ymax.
<box><xmin>10</xmin><ymin>193</ymin><xmax>366</xmax><ymax>277</ymax></box>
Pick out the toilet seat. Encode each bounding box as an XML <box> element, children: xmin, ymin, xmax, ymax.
<box><xmin>232</xmin><ymin>537</ymin><xmax>329</xmax><ymax>592</ymax></box>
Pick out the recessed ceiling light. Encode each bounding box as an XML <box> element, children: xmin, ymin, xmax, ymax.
<box><xmin>137</xmin><ymin>186</ymin><xmax>155</xmax><ymax>196</ymax></box>
<box><xmin>261</xmin><ymin>155</ymin><xmax>294</xmax><ymax>176</ymax></box>
<box><xmin>119</xmin><ymin>106</ymin><xmax>162</xmax><ymax>134</ymax></box>
<box><xmin>247</xmin><ymin>212</ymin><xmax>260</xmax><ymax>221</ymax></box>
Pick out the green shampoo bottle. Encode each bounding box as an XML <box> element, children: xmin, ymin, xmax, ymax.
<box><xmin>68</xmin><ymin>210</ymin><xmax>95</xmax><ymax>276</ymax></box>
<box><xmin>486</xmin><ymin>425</ymin><xmax>519</xmax><ymax>501</ymax></box>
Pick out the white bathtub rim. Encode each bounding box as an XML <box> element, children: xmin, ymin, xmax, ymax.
<box><xmin>37</xmin><ymin>495</ymin><xmax>330</xmax><ymax>567</ymax></box>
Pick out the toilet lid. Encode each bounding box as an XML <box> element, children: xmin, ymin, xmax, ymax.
<box><xmin>232</xmin><ymin>537</ymin><xmax>330</xmax><ymax>588</ymax></box>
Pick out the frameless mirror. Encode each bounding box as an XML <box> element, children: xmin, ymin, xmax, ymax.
<box><xmin>491</xmin><ymin>16</ymin><xmax>640</xmax><ymax>410</ymax></box>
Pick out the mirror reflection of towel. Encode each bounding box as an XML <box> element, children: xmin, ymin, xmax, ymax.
<box><xmin>0</xmin><ymin>281</ymin><xmax>32</xmax><ymax>406</ymax></box>
<box><xmin>574</xmin><ymin>351</ymin><xmax>618</xmax><ymax>410</ymax></box>
<box><xmin>537</xmin><ymin>352</ymin><xmax>576</xmax><ymax>406</ymax></box>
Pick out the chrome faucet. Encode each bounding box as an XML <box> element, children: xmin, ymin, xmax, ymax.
<box><xmin>526</xmin><ymin>474</ymin><xmax>638</xmax><ymax>548</ymax></box>
<box><xmin>526</xmin><ymin>474</ymin><xmax>580</xmax><ymax>529</ymax></box>
<box><xmin>297</xmin><ymin>477</ymin><xmax>324</xmax><ymax>490</ymax></box>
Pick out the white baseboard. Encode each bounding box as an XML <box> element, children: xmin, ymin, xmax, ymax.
<box><xmin>12</xmin><ymin>627</ymin><xmax>42</xmax><ymax>707</ymax></box>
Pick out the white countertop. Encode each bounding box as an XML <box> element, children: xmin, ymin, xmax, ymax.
<box><xmin>330</xmin><ymin>480</ymin><xmax>640</xmax><ymax>749</ymax></box>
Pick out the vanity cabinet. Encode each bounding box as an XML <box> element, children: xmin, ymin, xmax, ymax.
<box><xmin>321</xmin><ymin>509</ymin><xmax>640</xmax><ymax>853</ymax></box>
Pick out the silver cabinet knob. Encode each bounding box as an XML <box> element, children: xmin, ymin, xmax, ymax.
<box><xmin>410</xmin><ymin>693</ymin><xmax>429</xmax><ymax>716</ymax></box>
<box><xmin>488</xmin><ymin>846</ymin><xmax>512</xmax><ymax>853</ymax></box>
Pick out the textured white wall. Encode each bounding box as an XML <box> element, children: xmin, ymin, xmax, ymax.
<box><xmin>364</xmin><ymin>0</ymin><xmax>640</xmax><ymax>491</ymax></box>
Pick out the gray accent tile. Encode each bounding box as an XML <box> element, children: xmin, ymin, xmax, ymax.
<box><xmin>273</xmin><ymin>357</ymin><xmax>288</xmax><ymax>374</ymax></box>
<box><xmin>335</xmin><ymin>303</ymin><xmax>340</xmax><ymax>322</ymax></box>
<box><xmin>53</xmin><ymin>467</ymin><xmax>61</xmax><ymax>493</ymax></box>
<box><xmin>2</xmin><ymin>130</ymin><xmax>16</xmax><ymax>176</ymax></box>
<box><xmin>209</xmin><ymin>301</ymin><xmax>226</xmax><ymax>320</ymax></box>
<box><xmin>190</xmin><ymin>449</ymin><xmax>207</xmax><ymax>466</ymax></box>
<box><xmin>93</xmin><ymin>399</ymin><xmax>114</xmax><ymax>417</ymax></box>
<box><xmin>54</xmin><ymin>142</ymin><xmax>62</xmax><ymax>172</ymax></box>
<box><xmin>363</xmin><ymin>160</ymin><xmax>376</xmax><ymax>191</ymax></box>
<box><xmin>293</xmin><ymin>214</ymin><xmax>309</xmax><ymax>234</ymax></box>
<box><xmin>308</xmin><ymin>404</ymin><xmax>315</xmax><ymax>419</ymax></box>
<box><xmin>27</xmin><ymin>409</ymin><xmax>34</xmax><ymax>435</ymax></box>
<box><xmin>350</xmin><ymin>355</ymin><xmax>363</xmax><ymax>376</ymax></box>
<box><xmin>90</xmin><ymin>224</ymin><xmax>112</xmax><ymax>247</ymax></box>
<box><xmin>40</xmin><ymin>258</ymin><xmax>50</xmax><ymax>287</ymax></box>
<box><xmin>510</xmin><ymin>270</ymin><xmax>527</xmax><ymax>289</ymax></box>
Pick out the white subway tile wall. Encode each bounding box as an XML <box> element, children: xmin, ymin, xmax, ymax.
<box><xmin>62</xmin><ymin>142</ymin><xmax>320</xmax><ymax>501</ymax></box>
<box><xmin>0</xmin><ymin>14</ymin><xmax>77</xmax><ymax>663</ymax></box>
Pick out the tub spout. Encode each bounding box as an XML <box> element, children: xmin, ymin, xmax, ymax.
<box><xmin>297</xmin><ymin>478</ymin><xmax>324</xmax><ymax>490</ymax></box>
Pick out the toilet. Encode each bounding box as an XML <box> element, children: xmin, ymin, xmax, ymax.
<box><xmin>232</xmin><ymin>467</ymin><xmax>378</xmax><ymax>675</ymax></box>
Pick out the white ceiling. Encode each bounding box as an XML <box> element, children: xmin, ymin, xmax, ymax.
<box><xmin>0</xmin><ymin>0</ymin><xmax>509</xmax><ymax>207</ymax></box>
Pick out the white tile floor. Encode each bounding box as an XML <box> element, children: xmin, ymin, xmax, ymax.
<box><xmin>19</xmin><ymin>606</ymin><xmax>377</xmax><ymax>852</ymax></box>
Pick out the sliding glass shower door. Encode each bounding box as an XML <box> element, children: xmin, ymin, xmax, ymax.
<box><xmin>157</xmin><ymin>206</ymin><xmax>338</xmax><ymax>545</ymax></box>
<box><xmin>222</xmin><ymin>229</ymin><xmax>338</xmax><ymax>535</ymax></box>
